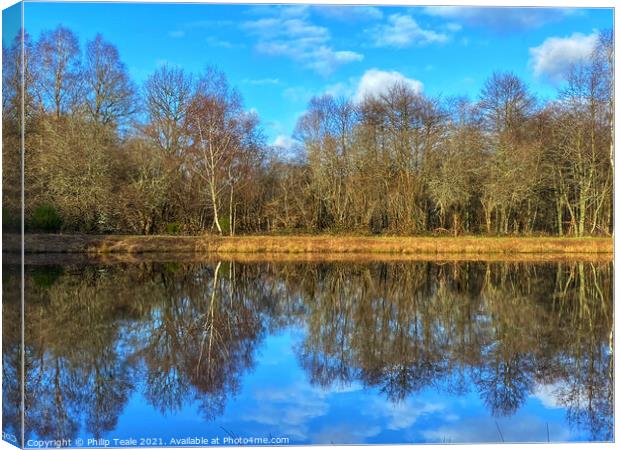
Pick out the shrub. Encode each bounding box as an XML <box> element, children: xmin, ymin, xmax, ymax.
<box><xmin>166</xmin><ymin>222</ymin><xmax>181</xmax><ymax>235</ymax></box>
<box><xmin>30</xmin><ymin>204</ymin><xmax>63</xmax><ymax>232</ymax></box>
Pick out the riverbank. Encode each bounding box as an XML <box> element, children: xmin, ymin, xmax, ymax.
<box><xmin>3</xmin><ymin>234</ymin><xmax>613</xmax><ymax>256</ymax></box>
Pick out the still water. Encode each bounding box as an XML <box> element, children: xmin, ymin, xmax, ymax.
<box><xmin>2</xmin><ymin>258</ymin><xmax>614</xmax><ymax>446</ymax></box>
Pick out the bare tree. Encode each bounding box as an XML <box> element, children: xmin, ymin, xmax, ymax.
<box><xmin>295</xmin><ymin>94</ymin><xmax>358</xmax><ymax>230</ymax></box>
<box><xmin>479</xmin><ymin>71</ymin><xmax>535</xmax><ymax>136</ymax></box>
<box><xmin>33</xmin><ymin>26</ymin><xmax>82</xmax><ymax>117</ymax></box>
<box><xmin>143</xmin><ymin>65</ymin><xmax>193</xmax><ymax>154</ymax></box>
<box><xmin>478</xmin><ymin>72</ymin><xmax>540</xmax><ymax>234</ymax></box>
<box><xmin>84</xmin><ymin>34</ymin><xmax>136</xmax><ymax>125</ymax></box>
<box><xmin>3</xmin><ymin>30</ymin><xmax>38</xmax><ymax>117</ymax></box>
<box><xmin>550</xmin><ymin>51</ymin><xmax>612</xmax><ymax>236</ymax></box>
<box><xmin>428</xmin><ymin>98</ymin><xmax>483</xmax><ymax>235</ymax></box>
<box><xmin>186</xmin><ymin>67</ymin><xmax>249</xmax><ymax>235</ymax></box>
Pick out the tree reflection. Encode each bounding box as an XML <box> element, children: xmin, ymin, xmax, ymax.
<box><xmin>290</xmin><ymin>261</ymin><xmax>613</xmax><ymax>439</ymax></box>
<box><xmin>5</xmin><ymin>258</ymin><xmax>613</xmax><ymax>442</ymax></box>
<box><xmin>134</xmin><ymin>261</ymin><xmax>267</xmax><ymax>420</ymax></box>
<box><xmin>2</xmin><ymin>264</ymin><xmax>22</xmax><ymax>445</ymax></box>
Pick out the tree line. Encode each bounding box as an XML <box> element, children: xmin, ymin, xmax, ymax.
<box><xmin>2</xmin><ymin>26</ymin><xmax>613</xmax><ymax>236</ymax></box>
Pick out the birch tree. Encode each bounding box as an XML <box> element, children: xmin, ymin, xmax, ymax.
<box><xmin>186</xmin><ymin>67</ymin><xmax>257</xmax><ymax>235</ymax></box>
<box><xmin>33</xmin><ymin>26</ymin><xmax>82</xmax><ymax>117</ymax></box>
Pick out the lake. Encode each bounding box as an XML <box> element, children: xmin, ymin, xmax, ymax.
<box><xmin>2</xmin><ymin>257</ymin><xmax>614</xmax><ymax>446</ymax></box>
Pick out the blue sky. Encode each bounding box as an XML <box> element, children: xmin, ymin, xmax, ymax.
<box><xmin>5</xmin><ymin>3</ymin><xmax>615</xmax><ymax>147</ymax></box>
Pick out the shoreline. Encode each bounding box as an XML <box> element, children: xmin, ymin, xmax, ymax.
<box><xmin>2</xmin><ymin>234</ymin><xmax>613</xmax><ymax>258</ymax></box>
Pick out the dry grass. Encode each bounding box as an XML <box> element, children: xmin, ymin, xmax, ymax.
<box><xmin>5</xmin><ymin>234</ymin><xmax>613</xmax><ymax>259</ymax></box>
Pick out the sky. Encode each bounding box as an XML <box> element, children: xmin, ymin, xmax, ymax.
<box><xmin>3</xmin><ymin>2</ymin><xmax>615</xmax><ymax>149</ymax></box>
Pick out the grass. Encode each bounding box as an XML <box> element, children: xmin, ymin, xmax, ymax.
<box><xmin>6</xmin><ymin>233</ymin><xmax>613</xmax><ymax>258</ymax></box>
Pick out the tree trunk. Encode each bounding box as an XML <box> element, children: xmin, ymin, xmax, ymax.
<box><xmin>556</xmin><ymin>200</ymin><xmax>563</xmax><ymax>236</ymax></box>
<box><xmin>229</xmin><ymin>182</ymin><xmax>235</xmax><ymax>236</ymax></box>
<box><xmin>578</xmin><ymin>188</ymin><xmax>586</xmax><ymax>237</ymax></box>
<box><xmin>484</xmin><ymin>205</ymin><xmax>492</xmax><ymax>234</ymax></box>
<box><xmin>210</xmin><ymin>183</ymin><xmax>222</xmax><ymax>235</ymax></box>
<box><xmin>452</xmin><ymin>213</ymin><xmax>459</xmax><ymax>237</ymax></box>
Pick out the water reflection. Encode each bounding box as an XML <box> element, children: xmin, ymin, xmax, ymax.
<box><xmin>2</xmin><ymin>264</ymin><xmax>22</xmax><ymax>447</ymax></box>
<box><xmin>3</xmin><ymin>259</ymin><xmax>614</xmax><ymax>444</ymax></box>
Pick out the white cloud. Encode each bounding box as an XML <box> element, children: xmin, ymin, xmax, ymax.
<box><xmin>354</xmin><ymin>69</ymin><xmax>423</xmax><ymax>103</ymax></box>
<box><xmin>373</xmin><ymin>398</ymin><xmax>445</xmax><ymax>430</ymax></box>
<box><xmin>371</xmin><ymin>14</ymin><xmax>448</xmax><ymax>48</ymax></box>
<box><xmin>266</xmin><ymin>4</ymin><xmax>310</xmax><ymax>20</ymax></box>
<box><xmin>531</xmin><ymin>382</ymin><xmax>564</xmax><ymax>409</ymax></box>
<box><xmin>314</xmin><ymin>6</ymin><xmax>383</xmax><ymax>22</ymax></box>
<box><xmin>242</xmin><ymin>382</ymin><xmax>329</xmax><ymax>440</ymax></box>
<box><xmin>317</xmin><ymin>69</ymin><xmax>424</xmax><ymax>104</ymax></box>
<box><xmin>530</xmin><ymin>381</ymin><xmax>589</xmax><ymax>411</ymax></box>
<box><xmin>529</xmin><ymin>31</ymin><xmax>597</xmax><ymax>82</ymax></box>
<box><xmin>324</xmin><ymin>80</ymin><xmax>356</xmax><ymax>99</ymax></box>
<box><xmin>444</xmin><ymin>22</ymin><xmax>463</xmax><ymax>32</ymax></box>
<box><xmin>305</xmin><ymin>47</ymin><xmax>363</xmax><ymax>75</ymax></box>
<box><xmin>423</xmin><ymin>7</ymin><xmax>571</xmax><ymax>31</ymax></box>
<box><xmin>243</xmin><ymin>14</ymin><xmax>363</xmax><ymax>76</ymax></box>
<box><xmin>245</xmin><ymin>17</ymin><xmax>329</xmax><ymax>42</ymax></box>
<box><xmin>272</xmin><ymin>135</ymin><xmax>300</xmax><ymax>152</ymax></box>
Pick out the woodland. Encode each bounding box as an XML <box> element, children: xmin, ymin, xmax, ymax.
<box><xmin>2</xmin><ymin>28</ymin><xmax>614</xmax><ymax>237</ymax></box>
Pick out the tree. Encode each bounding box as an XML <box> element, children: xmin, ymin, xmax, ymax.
<box><xmin>372</xmin><ymin>83</ymin><xmax>445</xmax><ymax>233</ymax></box>
<box><xmin>143</xmin><ymin>65</ymin><xmax>193</xmax><ymax>155</ymax></box>
<box><xmin>186</xmin><ymin>67</ymin><xmax>258</xmax><ymax>235</ymax></box>
<box><xmin>479</xmin><ymin>71</ymin><xmax>535</xmax><ymax>136</ymax></box>
<box><xmin>3</xmin><ymin>30</ymin><xmax>37</xmax><ymax>119</ymax></box>
<box><xmin>295</xmin><ymin>94</ymin><xmax>358</xmax><ymax>230</ymax></box>
<box><xmin>84</xmin><ymin>34</ymin><xmax>136</xmax><ymax>126</ymax></box>
<box><xmin>428</xmin><ymin>98</ymin><xmax>483</xmax><ymax>235</ymax></box>
<box><xmin>3</xmin><ymin>30</ymin><xmax>40</xmax><ymax>231</ymax></box>
<box><xmin>478</xmin><ymin>72</ymin><xmax>539</xmax><ymax>234</ymax></box>
<box><xmin>550</xmin><ymin>54</ymin><xmax>612</xmax><ymax>236</ymax></box>
<box><xmin>33</xmin><ymin>117</ymin><xmax>118</xmax><ymax>232</ymax></box>
<box><xmin>32</xmin><ymin>26</ymin><xmax>82</xmax><ymax>117</ymax></box>
<box><xmin>118</xmin><ymin>138</ymin><xmax>176</xmax><ymax>234</ymax></box>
